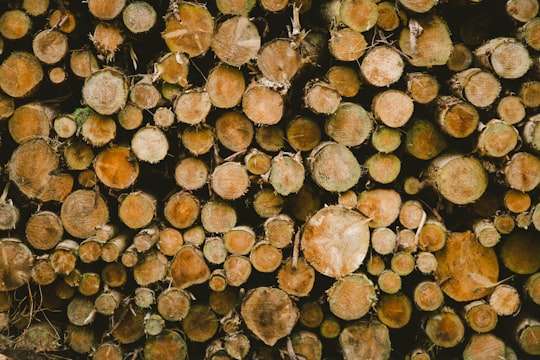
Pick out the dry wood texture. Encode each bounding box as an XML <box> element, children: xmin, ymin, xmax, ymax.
<box><xmin>0</xmin><ymin>0</ymin><xmax>540</xmax><ymax>359</ymax></box>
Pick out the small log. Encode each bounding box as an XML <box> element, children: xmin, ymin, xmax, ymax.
<box><xmin>22</xmin><ymin>0</ymin><xmax>50</xmax><ymax>16</ymax></box>
<box><xmin>378</xmin><ymin>270</ymin><xmax>402</xmax><ymax>294</ymax></box>
<box><xmin>101</xmin><ymin>262</ymin><xmax>127</xmax><ymax>288</ymax></box>
<box><xmin>413</xmin><ymin>280</ymin><xmax>444</xmax><ymax>312</ymax></box>
<box><xmin>211</xmin><ymin>16</ymin><xmax>261</xmax><ymax>67</ymax></box>
<box><xmin>447</xmin><ymin>43</ymin><xmax>473</xmax><ymax>72</ymax></box>
<box><xmin>82</xmin><ymin>68</ymin><xmax>128</xmax><ymax>115</ymax></box>
<box><xmin>357</xmin><ymin>188</ymin><xmax>401</xmax><ymax>228</ymax></box>
<box><xmin>144</xmin><ymin>329</ymin><xmax>188</xmax><ymax>360</ymax></box>
<box><xmin>475</xmin><ymin>37</ymin><xmax>532</xmax><ymax>79</ymax></box>
<box><xmin>250</xmin><ymin>241</ymin><xmax>282</xmax><ymax>273</ymax></box>
<box><xmin>204</xmin><ymin>236</ymin><xmax>228</xmax><ymax>265</ymax></box>
<box><xmin>245</xmin><ymin>149</ymin><xmax>272</xmax><ymax>175</ymax></box>
<box><xmin>117</xmin><ymin>103</ymin><xmax>143</xmax><ymax>130</ymax></box>
<box><xmin>25</xmin><ymin>210</ymin><xmax>63</xmax><ymax>251</ymax></box>
<box><xmin>328</xmin><ymin>27</ymin><xmax>367</xmax><ymax>61</ymax></box>
<box><xmin>67</xmin><ymin>296</ymin><xmax>96</xmax><ymax>326</ymax></box>
<box><xmin>157</xmin><ymin>227</ymin><xmax>184</xmax><ymax>256</ymax></box>
<box><xmin>209</xmin><ymin>287</ymin><xmax>240</xmax><ymax>315</ymax></box>
<box><xmin>500</xmin><ymin>230</ymin><xmax>540</xmax><ymax>274</ymax></box>
<box><xmin>417</xmin><ymin>218</ymin><xmax>447</xmax><ymax>251</ymax></box>
<box><xmin>301</xmin><ymin>205</ymin><xmax>369</xmax><ymax>278</ymax></box>
<box><xmin>169</xmin><ymin>245</ymin><xmax>211</xmax><ymax>289</ymax></box>
<box><xmin>462</xmin><ymin>334</ymin><xmax>507</xmax><ymax>360</ymax></box>
<box><xmin>153</xmin><ymin>107</ymin><xmax>175</xmax><ymax>128</ymax></box>
<box><xmin>415</xmin><ymin>251</ymin><xmax>438</xmax><ymax>275</ymax></box>
<box><xmin>463</xmin><ymin>300</ymin><xmax>498</xmax><ymax>333</ymax></box>
<box><xmin>372</xmin><ymin>126</ymin><xmax>402</xmax><ymax>153</ymax></box>
<box><xmin>121</xmin><ymin>245</ymin><xmax>139</xmax><ymax>267</ymax></box>
<box><xmin>339</xmin><ymin>320</ymin><xmax>391</xmax><ymax>360</ymax></box>
<box><xmin>309</xmin><ymin>142</ymin><xmax>362</xmax><ymax>192</ymax></box>
<box><xmin>133</xmin><ymin>250</ymin><xmax>168</xmax><ymax>286</ymax></box>
<box><xmin>61</xmin><ymin>189</ymin><xmax>109</xmax><ymax>239</ymax></box>
<box><xmin>92</xmin><ymin>342</ymin><xmax>124</xmax><ymax>360</ymax></box>
<box><xmin>434</xmin><ymin>96</ymin><xmax>479</xmax><ymax>139</ymax></box>
<box><xmin>15</xmin><ymin>322</ymin><xmax>61</xmax><ymax>353</ymax></box>
<box><xmin>207</xmin><ymin>65</ymin><xmax>246</xmax><ymax>109</ymax></box>
<box><xmin>371</xmin><ymin>228</ymin><xmax>397</xmax><ymax>255</ymax></box>
<box><xmin>257</xmin><ymin>38</ymin><xmax>303</xmax><ymax>87</ymax></box>
<box><xmin>70</xmin><ymin>49</ymin><xmax>100</xmax><ymax>78</ymax></box>
<box><xmin>80</xmin><ymin>236</ymin><xmax>103</xmax><ymax>264</ymax></box>
<box><xmin>101</xmin><ymin>232</ymin><xmax>129</xmax><ymax>263</ymax></box>
<box><xmin>424</xmin><ymin>307</ymin><xmax>465</xmax><ymax>348</ymax></box>
<box><xmin>91</xmin><ymin>22</ymin><xmax>123</xmax><ymax>61</ymax></box>
<box><xmin>325</xmin><ymin>102</ymin><xmax>373</xmax><ymax>147</ymax></box>
<box><xmin>477</xmin><ymin>119</ymin><xmax>519</xmax><ymax>158</ymax></box>
<box><xmin>406</xmin><ymin>118</ymin><xmax>448</xmax><ymax>160</ymax></box>
<box><xmin>361</xmin><ymin>46</ymin><xmax>403</xmax><ymax>87</ymax></box>
<box><xmin>0</xmin><ymin>10</ymin><xmax>31</xmax><ymax>40</ymax></box>
<box><xmin>122</xmin><ymin>1</ymin><xmax>157</xmax><ymax>34</ymax></box>
<box><xmin>0</xmin><ymin>93</ymin><xmax>15</xmax><ymax>121</ymax></box>
<box><xmin>268</xmin><ymin>153</ymin><xmax>305</xmax><ymax>196</ymax></box>
<box><xmin>77</xmin><ymin>112</ymin><xmax>115</xmax><ymax>148</ymax></box>
<box><xmin>506</xmin><ymin>0</ymin><xmax>539</xmax><ymax>22</ymax></box>
<box><xmin>242</xmin><ymin>82</ymin><xmax>284</xmax><ymax>125</ymax></box>
<box><xmin>434</xmin><ymin>231</ymin><xmax>499</xmax><ymax>302</ymax></box>
<box><xmin>519</xmin><ymin>80</ymin><xmax>540</xmax><ymax>107</ymax></box>
<box><xmin>54</xmin><ymin>114</ymin><xmax>77</xmax><ymax>138</ymax></box>
<box><xmin>181</xmin><ymin>124</ymin><xmax>215</xmax><ymax>155</ymax></box>
<box><xmin>201</xmin><ymin>201</ymin><xmax>237</xmax><ymax>233</ymax></box>
<box><xmin>515</xmin><ymin>317</ymin><xmax>540</xmax><ymax>355</ymax></box>
<box><xmin>157</xmin><ymin>287</ymin><xmax>191</xmax><ymax>322</ymax></box>
<box><xmin>0</xmin><ymin>52</ymin><xmax>43</xmax><ymax>98</ymax></box>
<box><xmin>215</xmin><ymin>111</ymin><xmax>254</xmax><ymax>152</ymax></box>
<box><xmin>112</xmin><ymin>304</ymin><xmax>145</xmax><ymax>344</ymax></box>
<box><xmin>377</xmin><ymin>292</ymin><xmax>413</xmax><ymax>329</ymax></box>
<box><xmin>241</xmin><ymin>287</ymin><xmax>298</xmax><ymax>346</ymax></box>
<box><xmin>327</xmin><ymin>273</ymin><xmax>376</xmax><ymax>321</ymax></box>
<box><xmin>49</xmin><ymin>239</ymin><xmax>78</xmax><ymax>276</ymax></box>
<box><xmin>449</xmin><ymin>68</ymin><xmax>501</xmax><ymax>108</ymax></box>
<box><xmin>8</xmin><ymin>102</ymin><xmax>55</xmax><ymax>144</ymax></box>
<box><xmin>211</xmin><ymin>162</ymin><xmax>250</xmax><ymax>200</ymax></box>
<box><xmin>32</xmin><ymin>29</ymin><xmax>68</xmax><ymax>65</ymax></box>
<box><xmin>377</xmin><ymin>2</ymin><xmax>402</xmax><ymax>31</ymax></box>
<box><xmin>497</xmin><ymin>96</ymin><xmax>526</xmax><ymax>125</ymax></box>
<box><xmin>373</xmin><ymin>90</ymin><xmax>414</xmax><ymax>128</ymax></box>
<box><xmin>129</xmin><ymin>81</ymin><xmax>161</xmax><ymax>110</ymax></box>
<box><xmin>325</xmin><ymin>65</ymin><xmax>361</xmax><ymax>98</ymax></box>
<box><xmin>303</xmin><ymin>80</ymin><xmax>341</xmax><ymax>115</ymax></box>
<box><xmin>365</xmin><ymin>153</ymin><xmax>401</xmax><ymax>184</ymax></box>
<box><xmin>406</xmin><ymin>72</ymin><xmax>439</xmax><ymax>105</ymax></box>
<box><xmin>88</xmin><ymin>0</ymin><xmax>126</xmax><ymax>19</ymax></box>
<box><xmin>299</xmin><ymin>301</ymin><xmax>324</xmax><ymax>328</ymax></box>
<box><xmin>223</xmin><ymin>226</ymin><xmax>256</xmax><ymax>255</ymax></box>
<box><xmin>31</xmin><ymin>256</ymin><xmax>57</xmax><ymax>286</ymax></box>
<box><xmin>225</xmin><ymin>333</ymin><xmax>251</xmax><ymax>360</ymax></box>
<box><xmin>183</xmin><ymin>225</ymin><xmax>206</xmax><ymax>246</ymax></box>
<box><xmin>399</xmin><ymin>16</ymin><xmax>453</xmax><ymax>67</ymax></box>
<box><xmin>153</xmin><ymin>52</ymin><xmax>189</xmax><ymax>87</ymax></box>
<box><xmin>224</xmin><ymin>255</ymin><xmax>252</xmax><ymax>287</ymax></box>
<box><xmin>131</xmin><ymin>126</ymin><xmax>168</xmax><ymax>164</ymax></box>
<box><xmin>391</xmin><ymin>251</ymin><xmax>416</xmax><ymax>276</ymax></box>
<box><xmin>78</xmin><ymin>272</ymin><xmax>101</xmax><ymax>296</ymax></box>
<box><xmin>161</xmin><ymin>3</ymin><xmax>214</xmax><ymax>56</ymax></box>
<box><xmin>209</xmin><ymin>269</ymin><xmax>228</xmax><ymax>292</ymax></box>
<box><xmin>182</xmin><ymin>304</ymin><xmax>219</xmax><ymax>343</ymax></box>
<box><xmin>518</xmin><ymin>17</ymin><xmax>540</xmax><ymax>50</ymax></box>
<box><xmin>426</xmin><ymin>153</ymin><xmax>488</xmax><ymax>205</ymax></box>
<box><xmin>118</xmin><ymin>191</ymin><xmax>156</xmax><ymax>230</ymax></box>
<box><xmin>524</xmin><ymin>272</ymin><xmax>540</xmax><ymax>305</ymax></box>
<box><xmin>134</xmin><ymin>287</ymin><xmax>155</xmax><ymax>309</ymax></box>
<box><xmin>95</xmin><ymin>289</ymin><xmax>122</xmax><ymax>315</ymax></box>
<box><xmin>174</xmin><ymin>88</ymin><xmax>212</xmax><ymax>125</ymax></box>
<box><xmin>504</xmin><ymin>152</ymin><xmax>540</xmax><ymax>192</ymax></box>
<box><xmin>277</xmin><ymin>256</ymin><xmax>315</xmax><ymax>297</ymax></box>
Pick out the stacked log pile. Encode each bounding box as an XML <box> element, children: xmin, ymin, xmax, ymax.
<box><xmin>0</xmin><ymin>0</ymin><xmax>540</xmax><ymax>358</ymax></box>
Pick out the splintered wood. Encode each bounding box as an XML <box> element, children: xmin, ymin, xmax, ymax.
<box><xmin>1</xmin><ymin>0</ymin><xmax>540</xmax><ymax>359</ymax></box>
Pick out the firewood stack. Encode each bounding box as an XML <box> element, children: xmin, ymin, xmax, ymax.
<box><xmin>1</xmin><ymin>0</ymin><xmax>540</xmax><ymax>358</ymax></box>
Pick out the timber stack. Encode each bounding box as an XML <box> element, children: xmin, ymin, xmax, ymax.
<box><xmin>1</xmin><ymin>0</ymin><xmax>540</xmax><ymax>358</ymax></box>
